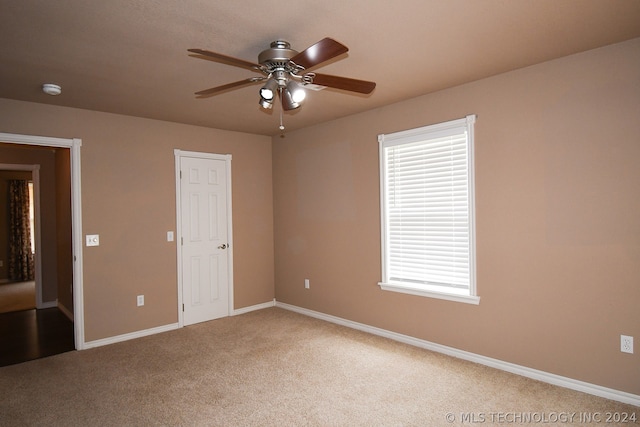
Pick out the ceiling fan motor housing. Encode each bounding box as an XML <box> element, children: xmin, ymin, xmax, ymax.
<box><xmin>258</xmin><ymin>40</ymin><xmax>301</xmax><ymax>81</ymax></box>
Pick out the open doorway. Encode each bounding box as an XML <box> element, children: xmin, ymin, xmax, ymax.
<box><xmin>0</xmin><ymin>169</ymin><xmax>37</xmax><ymax>314</ymax></box>
<box><xmin>0</xmin><ymin>137</ymin><xmax>81</xmax><ymax>365</ymax></box>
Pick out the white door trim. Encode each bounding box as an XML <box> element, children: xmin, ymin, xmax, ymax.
<box><xmin>174</xmin><ymin>149</ymin><xmax>234</xmax><ymax>327</ymax></box>
<box><xmin>0</xmin><ymin>132</ymin><xmax>85</xmax><ymax>350</ymax></box>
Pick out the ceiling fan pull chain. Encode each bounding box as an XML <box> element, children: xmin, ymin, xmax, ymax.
<box><xmin>280</xmin><ymin>108</ymin><xmax>284</xmax><ymax>131</ymax></box>
<box><xmin>279</xmin><ymin>88</ymin><xmax>285</xmax><ymax>133</ymax></box>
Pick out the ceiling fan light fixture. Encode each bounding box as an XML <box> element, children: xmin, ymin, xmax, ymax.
<box><xmin>286</xmin><ymin>80</ymin><xmax>306</xmax><ymax>104</ymax></box>
<box><xmin>282</xmin><ymin>88</ymin><xmax>301</xmax><ymax>110</ymax></box>
<box><xmin>259</xmin><ymin>97</ymin><xmax>273</xmax><ymax>109</ymax></box>
<box><xmin>259</xmin><ymin>78</ymin><xmax>278</xmax><ymax>101</ymax></box>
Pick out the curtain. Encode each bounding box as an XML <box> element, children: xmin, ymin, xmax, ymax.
<box><xmin>8</xmin><ymin>180</ymin><xmax>34</xmax><ymax>281</ymax></box>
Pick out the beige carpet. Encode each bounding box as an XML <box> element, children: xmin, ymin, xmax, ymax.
<box><xmin>0</xmin><ymin>280</ymin><xmax>35</xmax><ymax>313</ymax></box>
<box><xmin>0</xmin><ymin>308</ymin><xmax>635</xmax><ymax>426</ymax></box>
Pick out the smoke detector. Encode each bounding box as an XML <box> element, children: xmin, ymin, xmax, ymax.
<box><xmin>42</xmin><ymin>83</ymin><xmax>62</xmax><ymax>96</ymax></box>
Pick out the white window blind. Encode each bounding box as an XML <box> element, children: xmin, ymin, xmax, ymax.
<box><xmin>378</xmin><ymin>115</ymin><xmax>478</xmax><ymax>304</ymax></box>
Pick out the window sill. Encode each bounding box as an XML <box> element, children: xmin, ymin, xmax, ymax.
<box><xmin>378</xmin><ymin>282</ymin><xmax>480</xmax><ymax>305</ymax></box>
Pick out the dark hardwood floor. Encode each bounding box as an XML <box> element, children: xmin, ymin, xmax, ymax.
<box><xmin>0</xmin><ymin>308</ymin><xmax>75</xmax><ymax>367</ymax></box>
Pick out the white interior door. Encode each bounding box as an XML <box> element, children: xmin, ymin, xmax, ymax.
<box><xmin>179</xmin><ymin>155</ymin><xmax>231</xmax><ymax>325</ymax></box>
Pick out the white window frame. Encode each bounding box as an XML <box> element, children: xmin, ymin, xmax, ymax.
<box><xmin>378</xmin><ymin>115</ymin><xmax>479</xmax><ymax>305</ymax></box>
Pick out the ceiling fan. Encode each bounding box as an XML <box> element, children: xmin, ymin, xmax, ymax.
<box><xmin>188</xmin><ymin>37</ymin><xmax>376</xmax><ymax>115</ymax></box>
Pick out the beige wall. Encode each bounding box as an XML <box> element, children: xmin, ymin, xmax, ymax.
<box><xmin>0</xmin><ymin>100</ymin><xmax>275</xmax><ymax>342</ymax></box>
<box><xmin>273</xmin><ymin>38</ymin><xmax>640</xmax><ymax>394</ymax></box>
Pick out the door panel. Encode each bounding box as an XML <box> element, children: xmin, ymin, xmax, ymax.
<box><xmin>180</xmin><ymin>156</ymin><xmax>229</xmax><ymax>325</ymax></box>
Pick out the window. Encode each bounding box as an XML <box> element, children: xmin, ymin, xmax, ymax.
<box><xmin>378</xmin><ymin>115</ymin><xmax>479</xmax><ymax>304</ymax></box>
<box><xmin>28</xmin><ymin>181</ymin><xmax>35</xmax><ymax>254</ymax></box>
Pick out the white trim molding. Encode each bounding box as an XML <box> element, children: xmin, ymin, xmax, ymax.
<box><xmin>379</xmin><ymin>282</ymin><xmax>480</xmax><ymax>305</ymax></box>
<box><xmin>58</xmin><ymin>301</ymin><xmax>74</xmax><ymax>322</ymax></box>
<box><xmin>378</xmin><ymin>115</ymin><xmax>478</xmax><ymax>303</ymax></box>
<box><xmin>275</xmin><ymin>301</ymin><xmax>640</xmax><ymax>407</ymax></box>
<box><xmin>39</xmin><ymin>299</ymin><xmax>58</xmax><ymax>309</ymax></box>
<box><xmin>83</xmin><ymin>323</ymin><xmax>180</xmax><ymax>349</ymax></box>
<box><xmin>232</xmin><ymin>299</ymin><xmax>276</xmax><ymax>316</ymax></box>
<box><xmin>81</xmin><ymin>299</ymin><xmax>270</xmax><ymax>348</ymax></box>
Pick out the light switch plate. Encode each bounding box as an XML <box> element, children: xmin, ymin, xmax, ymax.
<box><xmin>167</xmin><ymin>231</ymin><xmax>174</xmax><ymax>242</ymax></box>
<box><xmin>86</xmin><ymin>234</ymin><xmax>100</xmax><ymax>246</ymax></box>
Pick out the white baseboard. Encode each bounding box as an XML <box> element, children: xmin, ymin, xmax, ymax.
<box><xmin>80</xmin><ymin>300</ymin><xmax>277</xmax><ymax>350</ymax></box>
<box><xmin>57</xmin><ymin>302</ymin><xmax>74</xmax><ymax>321</ymax></box>
<box><xmin>233</xmin><ymin>299</ymin><xmax>276</xmax><ymax>316</ymax></box>
<box><xmin>38</xmin><ymin>299</ymin><xmax>58</xmax><ymax>309</ymax></box>
<box><xmin>275</xmin><ymin>301</ymin><xmax>640</xmax><ymax>407</ymax></box>
<box><xmin>83</xmin><ymin>322</ymin><xmax>180</xmax><ymax>349</ymax></box>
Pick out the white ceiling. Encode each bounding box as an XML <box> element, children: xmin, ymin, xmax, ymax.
<box><xmin>1</xmin><ymin>0</ymin><xmax>639</xmax><ymax>136</ymax></box>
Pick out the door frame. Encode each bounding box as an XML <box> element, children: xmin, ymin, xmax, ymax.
<box><xmin>0</xmin><ymin>132</ymin><xmax>85</xmax><ymax>349</ymax></box>
<box><xmin>174</xmin><ymin>149</ymin><xmax>234</xmax><ymax>327</ymax></box>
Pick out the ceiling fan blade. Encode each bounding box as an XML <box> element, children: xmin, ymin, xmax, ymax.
<box><xmin>308</xmin><ymin>73</ymin><xmax>376</xmax><ymax>94</ymax></box>
<box><xmin>188</xmin><ymin>48</ymin><xmax>262</xmax><ymax>72</ymax></box>
<box><xmin>290</xmin><ymin>38</ymin><xmax>348</xmax><ymax>70</ymax></box>
<box><xmin>195</xmin><ymin>78</ymin><xmax>264</xmax><ymax>98</ymax></box>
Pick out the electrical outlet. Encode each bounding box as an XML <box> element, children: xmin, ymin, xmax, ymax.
<box><xmin>137</xmin><ymin>295</ymin><xmax>144</xmax><ymax>307</ymax></box>
<box><xmin>621</xmin><ymin>335</ymin><xmax>633</xmax><ymax>354</ymax></box>
<box><xmin>304</xmin><ymin>279</ymin><xmax>310</xmax><ymax>289</ymax></box>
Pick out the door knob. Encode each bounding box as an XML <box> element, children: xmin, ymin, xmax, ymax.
<box><xmin>218</xmin><ymin>243</ymin><xmax>227</xmax><ymax>249</ymax></box>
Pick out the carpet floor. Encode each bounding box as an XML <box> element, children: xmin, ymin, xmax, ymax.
<box><xmin>0</xmin><ymin>307</ymin><xmax>636</xmax><ymax>426</ymax></box>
